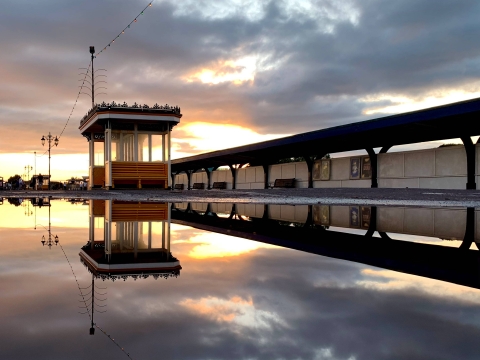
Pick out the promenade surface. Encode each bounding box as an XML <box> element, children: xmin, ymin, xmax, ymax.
<box><xmin>3</xmin><ymin>188</ymin><xmax>480</xmax><ymax>207</ymax></box>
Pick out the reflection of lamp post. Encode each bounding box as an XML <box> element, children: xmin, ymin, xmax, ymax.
<box><xmin>38</xmin><ymin>205</ymin><xmax>59</xmax><ymax>249</ymax></box>
<box><xmin>41</xmin><ymin>132</ymin><xmax>59</xmax><ymax>190</ymax></box>
<box><xmin>22</xmin><ymin>200</ymin><xmax>33</xmax><ymax>216</ymax></box>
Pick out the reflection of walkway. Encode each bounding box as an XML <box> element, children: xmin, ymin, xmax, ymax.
<box><xmin>172</xmin><ymin>204</ymin><xmax>480</xmax><ymax>290</ymax></box>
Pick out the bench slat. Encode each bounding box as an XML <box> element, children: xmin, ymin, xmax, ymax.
<box><xmin>212</xmin><ymin>181</ymin><xmax>227</xmax><ymax>189</ymax></box>
<box><xmin>192</xmin><ymin>183</ymin><xmax>205</xmax><ymax>189</ymax></box>
<box><xmin>273</xmin><ymin>178</ymin><xmax>295</xmax><ymax>188</ymax></box>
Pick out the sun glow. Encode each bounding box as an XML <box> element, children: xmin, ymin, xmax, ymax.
<box><xmin>184</xmin><ymin>57</ymin><xmax>257</xmax><ymax>84</ymax></box>
<box><xmin>360</xmin><ymin>90</ymin><xmax>480</xmax><ymax>115</ymax></box>
<box><xmin>173</xmin><ymin>122</ymin><xmax>288</xmax><ymax>156</ymax></box>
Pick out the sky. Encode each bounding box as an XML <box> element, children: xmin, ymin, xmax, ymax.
<box><xmin>1</xmin><ymin>0</ymin><xmax>480</xmax><ymax>180</ymax></box>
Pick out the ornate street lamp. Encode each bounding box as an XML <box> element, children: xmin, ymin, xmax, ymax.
<box><xmin>41</xmin><ymin>233</ymin><xmax>59</xmax><ymax>248</ymax></box>
<box><xmin>41</xmin><ymin>132</ymin><xmax>59</xmax><ymax>190</ymax></box>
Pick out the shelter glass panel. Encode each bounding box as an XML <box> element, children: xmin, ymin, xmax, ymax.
<box><xmin>111</xmin><ymin>132</ymin><xmax>120</xmax><ymax>161</ymax></box>
<box><xmin>94</xmin><ymin>142</ymin><xmax>104</xmax><ymax>166</ymax></box>
<box><xmin>165</xmin><ymin>132</ymin><xmax>170</xmax><ymax>160</ymax></box>
<box><xmin>152</xmin><ymin>135</ymin><xmax>164</xmax><ymax>162</ymax></box>
<box><xmin>138</xmin><ymin>134</ymin><xmax>149</xmax><ymax>162</ymax></box>
<box><xmin>122</xmin><ymin>133</ymin><xmax>135</xmax><ymax>162</ymax></box>
<box><xmin>113</xmin><ymin>221</ymin><xmax>145</xmax><ymax>250</ymax></box>
<box><xmin>94</xmin><ymin>217</ymin><xmax>104</xmax><ymax>240</ymax></box>
<box><xmin>149</xmin><ymin>222</ymin><xmax>165</xmax><ymax>249</ymax></box>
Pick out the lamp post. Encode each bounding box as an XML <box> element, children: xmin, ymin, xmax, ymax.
<box><xmin>41</xmin><ymin>132</ymin><xmax>59</xmax><ymax>190</ymax></box>
<box><xmin>25</xmin><ymin>165</ymin><xmax>32</xmax><ymax>186</ymax></box>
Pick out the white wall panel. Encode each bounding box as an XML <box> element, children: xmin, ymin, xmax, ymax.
<box><xmin>282</xmin><ymin>164</ymin><xmax>296</xmax><ymax>178</ymax></box>
<box><xmin>418</xmin><ymin>176</ymin><xmax>466</xmax><ymax>189</ymax></box>
<box><xmin>435</xmin><ymin>146</ymin><xmax>466</xmax><ymax>176</ymax></box>
<box><xmin>378</xmin><ymin>153</ymin><xmax>404</xmax><ymax>178</ymax></box>
<box><xmin>237</xmin><ymin>168</ymin><xmax>246</xmax><ymax>184</ymax></box>
<box><xmin>255</xmin><ymin>167</ymin><xmax>264</xmax><ymax>183</ymax></box>
<box><xmin>405</xmin><ymin>150</ymin><xmax>435</xmax><ymax>177</ymax></box>
<box><xmin>331</xmin><ymin>158</ymin><xmax>350</xmax><ymax>180</ymax></box>
<box><xmin>246</xmin><ymin>167</ymin><xmax>256</xmax><ymax>183</ymax></box>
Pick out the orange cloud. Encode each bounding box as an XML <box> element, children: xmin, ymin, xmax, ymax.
<box><xmin>180</xmin><ymin>295</ymin><xmax>283</xmax><ymax>329</ymax></box>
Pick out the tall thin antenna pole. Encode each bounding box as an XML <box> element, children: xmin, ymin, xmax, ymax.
<box><xmin>89</xmin><ymin>46</ymin><xmax>95</xmax><ymax>108</ymax></box>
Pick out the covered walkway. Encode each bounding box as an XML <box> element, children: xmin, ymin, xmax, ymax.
<box><xmin>172</xmin><ymin>98</ymin><xmax>480</xmax><ymax>190</ymax></box>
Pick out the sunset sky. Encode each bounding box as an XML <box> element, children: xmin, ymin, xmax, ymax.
<box><xmin>1</xmin><ymin>0</ymin><xmax>480</xmax><ymax>180</ymax></box>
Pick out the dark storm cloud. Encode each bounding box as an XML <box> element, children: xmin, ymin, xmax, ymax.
<box><xmin>1</xmin><ymin>0</ymin><xmax>480</xmax><ymax>152</ymax></box>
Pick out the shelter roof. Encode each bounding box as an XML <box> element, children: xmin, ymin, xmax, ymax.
<box><xmin>172</xmin><ymin>97</ymin><xmax>480</xmax><ymax>172</ymax></box>
<box><xmin>79</xmin><ymin>101</ymin><xmax>182</xmax><ymax>136</ymax></box>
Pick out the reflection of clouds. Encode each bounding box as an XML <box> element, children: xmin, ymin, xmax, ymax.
<box><xmin>186</xmin><ymin>232</ymin><xmax>277</xmax><ymax>259</ymax></box>
<box><xmin>181</xmin><ymin>295</ymin><xmax>285</xmax><ymax>329</ymax></box>
<box><xmin>314</xmin><ymin>348</ymin><xmax>356</xmax><ymax>360</ymax></box>
<box><xmin>358</xmin><ymin>268</ymin><xmax>480</xmax><ymax>304</ymax></box>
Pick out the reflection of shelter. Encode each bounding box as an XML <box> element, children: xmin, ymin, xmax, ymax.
<box><xmin>80</xmin><ymin>200</ymin><xmax>180</xmax><ymax>281</ymax></box>
<box><xmin>79</xmin><ymin>102</ymin><xmax>182</xmax><ymax>189</ymax></box>
<box><xmin>31</xmin><ymin>197</ymin><xmax>51</xmax><ymax>207</ymax></box>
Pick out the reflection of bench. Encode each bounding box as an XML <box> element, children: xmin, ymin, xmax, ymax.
<box><xmin>273</xmin><ymin>178</ymin><xmax>295</xmax><ymax>188</ymax></box>
<box><xmin>174</xmin><ymin>184</ymin><xmax>184</xmax><ymax>190</ymax></box>
<box><xmin>212</xmin><ymin>182</ymin><xmax>227</xmax><ymax>189</ymax></box>
<box><xmin>111</xmin><ymin>162</ymin><xmax>168</xmax><ymax>189</ymax></box>
<box><xmin>192</xmin><ymin>183</ymin><xmax>205</xmax><ymax>189</ymax></box>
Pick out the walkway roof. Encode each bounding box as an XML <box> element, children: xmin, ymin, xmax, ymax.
<box><xmin>172</xmin><ymin>97</ymin><xmax>480</xmax><ymax>172</ymax></box>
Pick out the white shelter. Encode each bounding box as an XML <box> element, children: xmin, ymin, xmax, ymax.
<box><xmin>79</xmin><ymin>102</ymin><xmax>182</xmax><ymax>189</ymax></box>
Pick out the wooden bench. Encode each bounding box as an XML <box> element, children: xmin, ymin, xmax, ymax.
<box><xmin>174</xmin><ymin>183</ymin><xmax>184</xmax><ymax>190</ymax></box>
<box><xmin>192</xmin><ymin>182</ymin><xmax>205</xmax><ymax>189</ymax></box>
<box><xmin>212</xmin><ymin>181</ymin><xmax>227</xmax><ymax>189</ymax></box>
<box><xmin>111</xmin><ymin>162</ymin><xmax>168</xmax><ymax>189</ymax></box>
<box><xmin>273</xmin><ymin>178</ymin><xmax>295</xmax><ymax>188</ymax></box>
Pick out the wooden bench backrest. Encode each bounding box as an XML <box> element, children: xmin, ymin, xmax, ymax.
<box><xmin>212</xmin><ymin>181</ymin><xmax>227</xmax><ymax>189</ymax></box>
<box><xmin>112</xmin><ymin>202</ymin><xmax>168</xmax><ymax>221</ymax></box>
<box><xmin>111</xmin><ymin>162</ymin><xmax>167</xmax><ymax>177</ymax></box>
<box><xmin>192</xmin><ymin>182</ymin><xmax>205</xmax><ymax>189</ymax></box>
<box><xmin>273</xmin><ymin>178</ymin><xmax>295</xmax><ymax>188</ymax></box>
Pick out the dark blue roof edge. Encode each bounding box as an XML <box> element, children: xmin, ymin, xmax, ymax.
<box><xmin>172</xmin><ymin>96</ymin><xmax>480</xmax><ymax>165</ymax></box>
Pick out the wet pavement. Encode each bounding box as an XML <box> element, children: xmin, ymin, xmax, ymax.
<box><xmin>3</xmin><ymin>187</ymin><xmax>480</xmax><ymax>207</ymax></box>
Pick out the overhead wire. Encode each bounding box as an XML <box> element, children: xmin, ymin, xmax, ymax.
<box><xmin>56</xmin><ymin>0</ymin><xmax>156</xmax><ymax>140</ymax></box>
<box><xmin>58</xmin><ymin>242</ymin><xmax>134</xmax><ymax>359</ymax></box>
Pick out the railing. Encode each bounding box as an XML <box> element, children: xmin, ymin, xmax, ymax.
<box><xmin>80</xmin><ymin>102</ymin><xmax>181</xmax><ymax>126</ymax></box>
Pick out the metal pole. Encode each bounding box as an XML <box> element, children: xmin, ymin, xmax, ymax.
<box><xmin>48</xmin><ymin>203</ymin><xmax>51</xmax><ymax>238</ymax></box>
<box><xmin>48</xmin><ymin>133</ymin><xmax>51</xmax><ymax>191</ymax></box>
<box><xmin>90</xmin><ymin>46</ymin><xmax>95</xmax><ymax>108</ymax></box>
